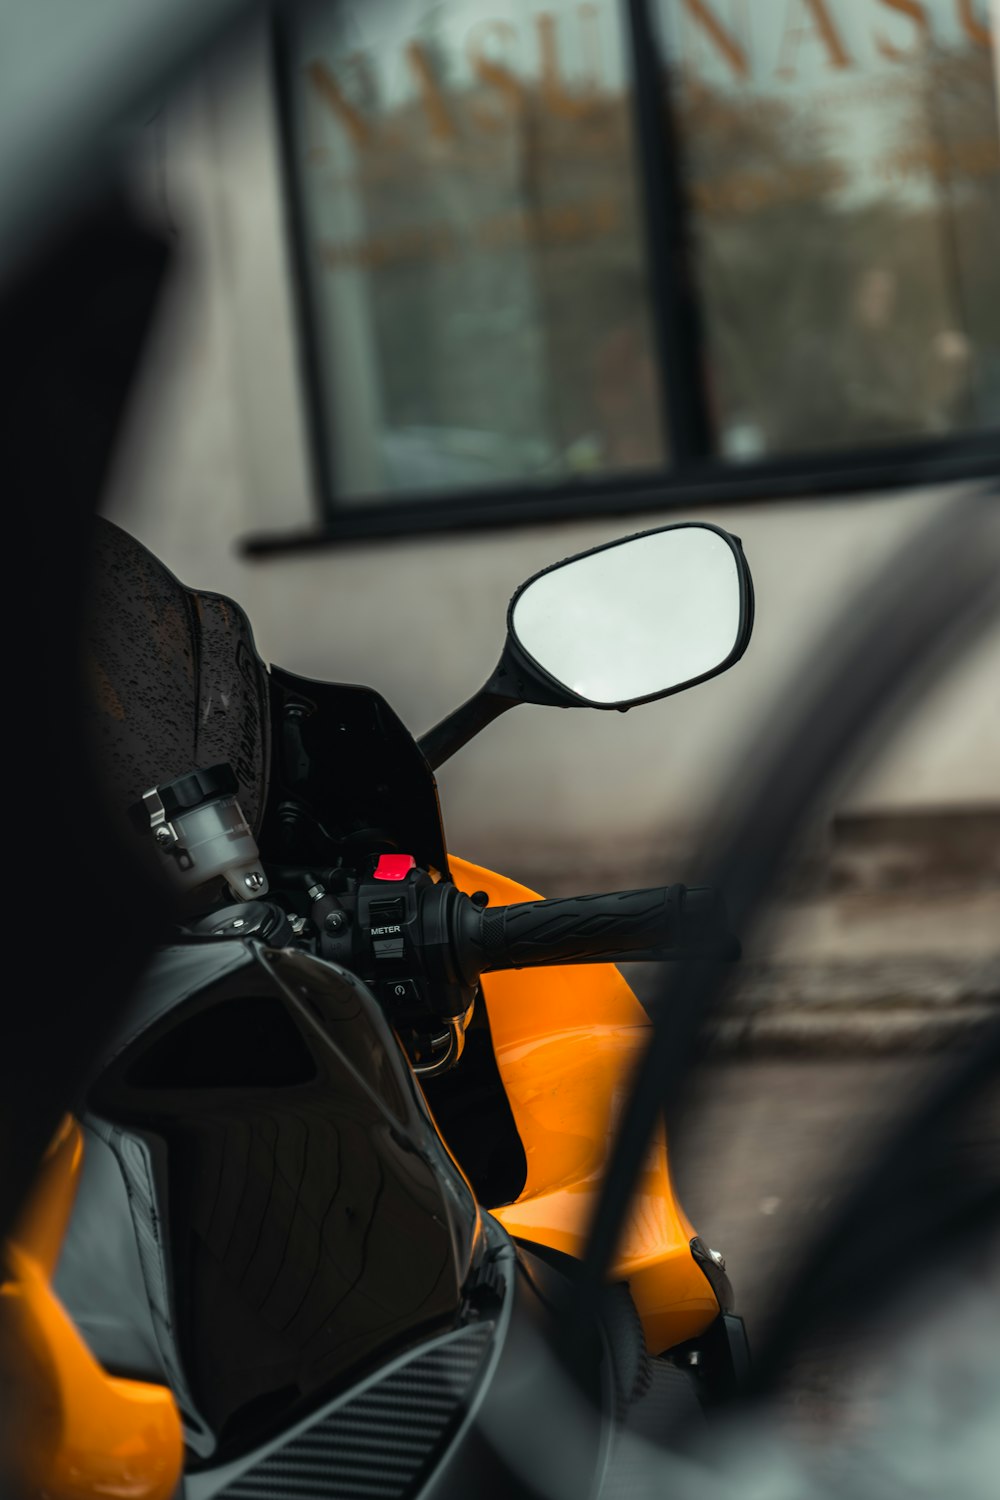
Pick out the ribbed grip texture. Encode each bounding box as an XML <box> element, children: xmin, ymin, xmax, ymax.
<box><xmin>216</xmin><ymin>1322</ymin><xmax>493</xmax><ymax>1499</ymax></box>
<box><xmin>478</xmin><ymin>886</ymin><xmax>685</xmax><ymax>971</ymax></box>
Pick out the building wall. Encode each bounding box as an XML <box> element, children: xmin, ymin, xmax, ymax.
<box><xmin>103</xmin><ymin>37</ymin><xmax>1000</xmax><ymax>889</ymax></box>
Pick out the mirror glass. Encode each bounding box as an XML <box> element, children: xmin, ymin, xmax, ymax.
<box><xmin>510</xmin><ymin>526</ymin><xmax>743</xmax><ymax>706</ymax></box>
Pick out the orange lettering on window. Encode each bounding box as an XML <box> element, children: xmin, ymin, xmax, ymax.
<box><xmin>683</xmin><ymin>0</ymin><xmax>750</xmax><ymax>79</ymax></box>
<box><xmin>777</xmin><ymin>0</ymin><xmax>853</xmax><ymax>78</ymax></box>
<box><xmin>467</xmin><ymin>20</ymin><xmax>525</xmax><ymax>129</ymax></box>
<box><xmin>956</xmin><ymin>0</ymin><xmax>991</xmax><ymax>48</ymax></box>
<box><xmin>306</xmin><ymin>59</ymin><xmax>371</xmax><ymax>148</ymax></box>
<box><xmin>874</xmin><ymin>0</ymin><xmax>929</xmax><ymax>61</ymax></box>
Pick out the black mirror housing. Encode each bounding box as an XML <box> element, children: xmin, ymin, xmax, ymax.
<box><xmin>419</xmin><ymin>522</ymin><xmax>754</xmax><ymax>770</ymax></box>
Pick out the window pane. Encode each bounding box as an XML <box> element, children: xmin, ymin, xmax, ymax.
<box><xmin>285</xmin><ymin>0</ymin><xmax>667</xmax><ymax>502</ymax></box>
<box><xmin>655</xmin><ymin>0</ymin><xmax>1000</xmax><ymax>459</ymax></box>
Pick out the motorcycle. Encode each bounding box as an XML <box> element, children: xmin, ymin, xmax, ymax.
<box><xmin>4</xmin><ymin>513</ymin><xmax>754</xmax><ymax>1499</ymax></box>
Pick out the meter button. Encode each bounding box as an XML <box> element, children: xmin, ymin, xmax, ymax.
<box><xmin>373</xmin><ymin>936</ymin><xmax>405</xmax><ymax>960</ymax></box>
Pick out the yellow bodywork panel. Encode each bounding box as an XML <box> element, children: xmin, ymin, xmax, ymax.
<box><xmin>2</xmin><ymin>1117</ymin><xmax>183</xmax><ymax>1500</ymax></box>
<box><xmin>450</xmin><ymin>856</ymin><xmax>719</xmax><ymax>1354</ymax></box>
<box><xmin>1</xmin><ymin>859</ymin><xmax>717</xmax><ymax>1493</ymax></box>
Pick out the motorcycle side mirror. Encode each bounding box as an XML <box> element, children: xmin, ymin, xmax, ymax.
<box><xmin>419</xmin><ymin>522</ymin><xmax>753</xmax><ymax>770</ymax></box>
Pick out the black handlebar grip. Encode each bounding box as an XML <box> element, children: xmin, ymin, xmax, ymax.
<box><xmin>470</xmin><ymin>884</ymin><xmax>731</xmax><ymax>972</ymax></box>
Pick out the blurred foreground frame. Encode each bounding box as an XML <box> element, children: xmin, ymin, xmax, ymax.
<box><xmin>568</xmin><ymin>481</ymin><xmax>1000</xmax><ymax>1395</ymax></box>
<box><xmin>0</xmin><ymin>182</ymin><xmax>183</xmax><ymax>1499</ymax></box>
<box><xmin>1</xmin><ymin>1</ymin><xmax>999</xmax><ymax>1497</ymax></box>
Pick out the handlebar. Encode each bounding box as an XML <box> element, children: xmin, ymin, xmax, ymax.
<box><xmin>455</xmin><ymin>883</ymin><xmax>737</xmax><ymax>975</ymax></box>
<box><xmin>310</xmin><ymin>871</ymin><xmax>738</xmax><ymax>1026</ymax></box>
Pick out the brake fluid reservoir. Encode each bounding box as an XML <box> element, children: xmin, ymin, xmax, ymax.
<box><xmin>141</xmin><ymin>762</ymin><xmax>267</xmax><ymax>903</ymax></box>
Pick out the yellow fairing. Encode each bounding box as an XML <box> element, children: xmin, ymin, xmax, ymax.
<box><xmin>1</xmin><ymin>1117</ymin><xmax>183</xmax><ymax>1500</ymax></box>
<box><xmin>450</xmin><ymin>857</ymin><xmax>719</xmax><ymax>1354</ymax></box>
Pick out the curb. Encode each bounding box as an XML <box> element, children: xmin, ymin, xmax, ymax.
<box><xmin>705</xmin><ymin>1003</ymin><xmax>997</xmax><ymax>1055</ymax></box>
<box><xmin>622</xmin><ymin>954</ymin><xmax>1000</xmax><ymax>1055</ymax></box>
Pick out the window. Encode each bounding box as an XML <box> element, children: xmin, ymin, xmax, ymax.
<box><xmin>657</xmin><ymin>0</ymin><xmax>1000</xmax><ymax>458</ymax></box>
<box><xmin>267</xmin><ymin>0</ymin><xmax>1000</xmax><ymax>543</ymax></box>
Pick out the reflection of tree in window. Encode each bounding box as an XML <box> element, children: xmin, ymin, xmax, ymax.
<box><xmin>897</xmin><ymin>42</ymin><xmax>1000</xmax><ymax>429</ymax></box>
<box><xmin>678</xmin><ymin>78</ymin><xmax>857</xmax><ymax>453</ymax></box>
<box><xmin>589</xmin><ymin>316</ymin><xmax>662</xmax><ymax>469</ymax></box>
<box><xmin>673</xmin><ymin>30</ymin><xmax>1000</xmax><ymax>456</ymax></box>
<box><xmin>305</xmin><ymin>13</ymin><xmax>666</xmax><ymax>493</ymax></box>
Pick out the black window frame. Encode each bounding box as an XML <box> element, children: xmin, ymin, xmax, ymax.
<box><xmin>245</xmin><ymin>0</ymin><xmax>1000</xmax><ymax>557</ymax></box>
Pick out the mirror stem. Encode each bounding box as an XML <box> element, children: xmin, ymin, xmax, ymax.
<box><xmin>418</xmin><ymin>687</ymin><xmax>518</xmax><ymax>771</ymax></box>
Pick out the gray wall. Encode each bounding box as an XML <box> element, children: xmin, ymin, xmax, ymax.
<box><xmin>104</xmin><ymin>37</ymin><xmax>1000</xmax><ymax>889</ymax></box>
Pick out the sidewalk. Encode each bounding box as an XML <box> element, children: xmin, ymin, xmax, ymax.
<box><xmin>622</xmin><ymin>887</ymin><xmax>1000</xmax><ymax>1053</ymax></box>
<box><xmin>487</xmin><ymin>807</ymin><xmax>999</xmax><ymax>1053</ymax></box>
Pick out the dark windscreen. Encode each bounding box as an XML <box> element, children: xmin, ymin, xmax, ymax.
<box><xmin>86</xmin><ymin>517</ymin><xmax>270</xmax><ymax>833</ymax></box>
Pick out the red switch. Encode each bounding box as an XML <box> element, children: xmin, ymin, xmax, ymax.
<box><xmin>373</xmin><ymin>853</ymin><xmax>417</xmax><ymax>881</ymax></box>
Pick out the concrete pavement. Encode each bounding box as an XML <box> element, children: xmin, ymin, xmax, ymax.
<box><xmin>621</xmin><ymin>887</ymin><xmax>999</xmax><ymax>1053</ymax></box>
